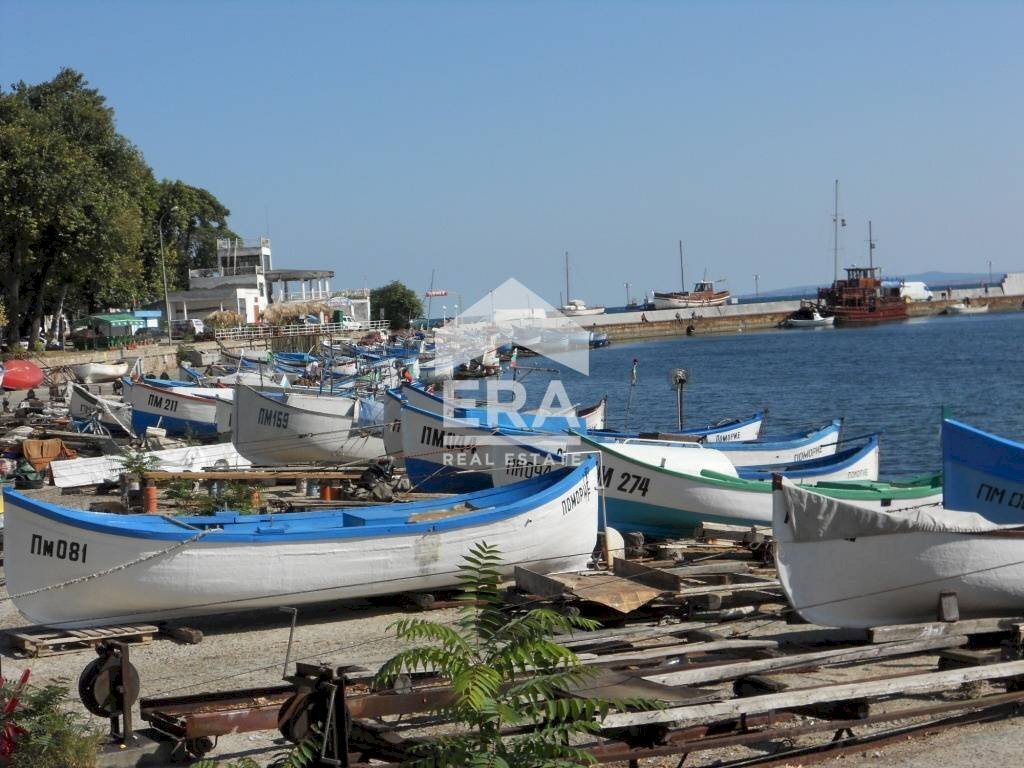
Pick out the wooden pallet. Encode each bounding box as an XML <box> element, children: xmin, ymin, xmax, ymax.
<box><xmin>5</xmin><ymin>624</ymin><xmax>159</xmax><ymax>657</ymax></box>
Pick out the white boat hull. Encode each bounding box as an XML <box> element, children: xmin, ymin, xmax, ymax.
<box><xmin>784</xmin><ymin>315</ymin><xmax>834</xmax><ymax>328</ymax></box>
<box><xmin>774</xmin><ymin>479</ymin><xmax>1023</xmax><ymax>628</ymax></box>
<box><xmin>946</xmin><ymin>303</ymin><xmax>989</xmax><ymax>315</ymax></box>
<box><xmin>68</xmin><ymin>384</ymin><xmax>133</xmax><ymax>434</ymax></box>
<box><xmin>74</xmin><ymin>362</ymin><xmax>130</xmax><ymax>384</ymax></box>
<box><xmin>585</xmin><ymin>437</ymin><xmax>939</xmax><ymax>536</ymax></box>
<box><xmin>3</xmin><ymin>462</ymin><xmax>599</xmax><ymax>627</ymax></box>
<box><xmin>232</xmin><ymin>386</ymin><xmax>384</xmax><ymax>465</ymax></box>
<box><xmin>652</xmin><ymin>295</ymin><xmax>729</xmax><ymax>310</ymax></box>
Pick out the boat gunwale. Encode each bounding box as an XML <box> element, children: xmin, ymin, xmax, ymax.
<box><xmin>3</xmin><ymin>455</ymin><xmax>597</xmax><ymax>543</ymax></box>
<box><xmin>577</xmin><ymin>433</ymin><xmax>939</xmax><ymax>500</ymax></box>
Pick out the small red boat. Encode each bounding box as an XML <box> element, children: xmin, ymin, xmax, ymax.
<box><xmin>2</xmin><ymin>359</ymin><xmax>45</xmax><ymax>390</ymax></box>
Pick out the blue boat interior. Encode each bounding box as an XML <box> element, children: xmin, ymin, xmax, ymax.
<box><xmin>4</xmin><ymin>455</ymin><xmax>596</xmax><ymax>542</ymax></box>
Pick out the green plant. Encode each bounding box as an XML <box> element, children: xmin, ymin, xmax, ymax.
<box><xmin>175</xmin><ymin>343</ymin><xmax>195</xmax><ymax>364</ymax></box>
<box><xmin>115</xmin><ymin>447</ymin><xmax>159</xmax><ymax>478</ymax></box>
<box><xmin>1</xmin><ymin>677</ymin><xmax>103</xmax><ymax>768</ymax></box>
<box><xmin>375</xmin><ymin>542</ymin><xmax>653</xmax><ymax>767</ymax></box>
<box><xmin>163</xmin><ymin>478</ymin><xmax>195</xmax><ymax>501</ymax></box>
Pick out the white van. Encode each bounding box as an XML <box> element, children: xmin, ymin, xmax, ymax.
<box><xmin>899</xmin><ymin>281</ymin><xmax>933</xmax><ymax>302</ymax></box>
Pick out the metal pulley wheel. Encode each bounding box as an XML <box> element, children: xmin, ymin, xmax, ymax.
<box><xmin>278</xmin><ymin>687</ymin><xmax>350</xmax><ymax>745</ymax></box>
<box><xmin>77</xmin><ymin>652</ymin><xmax>140</xmax><ymax>718</ymax></box>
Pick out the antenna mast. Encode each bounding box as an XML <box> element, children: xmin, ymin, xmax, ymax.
<box><xmin>678</xmin><ymin>240</ymin><xmax>685</xmax><ymax>292</ymax></box>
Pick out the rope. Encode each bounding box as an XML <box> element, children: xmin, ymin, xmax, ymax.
<box><xmin>4</xmin><ymin>528</ymin><xmax>214</xmax><ymax>601</ymax></box>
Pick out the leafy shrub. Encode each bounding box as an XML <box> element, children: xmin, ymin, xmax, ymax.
<box><xmin>1</xmin><ymin>678</ymin><xmax>103</xmax><ymax>768</ymax></box>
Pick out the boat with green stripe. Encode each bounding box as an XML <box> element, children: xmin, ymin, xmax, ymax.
<box><xmin>574</xmin><ymin>433</ymin><xmax>941</xmax><ymax>537</ymax></box>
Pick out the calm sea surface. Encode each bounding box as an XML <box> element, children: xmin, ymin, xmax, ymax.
<box><xmin>510</xmin><ymin>311</ymin><xmax>1024</xmax><ymax>480</ymax></box>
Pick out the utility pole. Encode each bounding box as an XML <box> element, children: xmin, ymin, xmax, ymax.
<box><xmin>624</xmin><ymin>282</ymin><xmax>631</xmax><ymax>306</ymax></box>
<box><xmin>158</xmin><ymin>205</ymin><xmax>178</xmax><ymax>345</ymax></box>
<box><xmin>754</xmin><ymin>274</ymin><xmax>759</xmax><ymax>297</ymax></box>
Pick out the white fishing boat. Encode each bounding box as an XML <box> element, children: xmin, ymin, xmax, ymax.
<box><xmin>231</xmin><ymin>385</ymin><xmax>385</xmax><ymax>465</ymax></box>
<box><xmin>782</xmin><ymin>302</ymin><xmax>835</xmax><ymax>328</ymax></box>
<box><xmin>400</xmin><ymin>401</ymin><xmax>791</xmax><ymax>493</ymax></box>
<box><xmin>2</xmin><ymin>456</ymin><xmax>599</xmax><ymax>627</ymax></box>
<box><xmin>122</xmin><ymin>379</ymin><xmax>226</xmax><ymax>437</ymax></box>
<box><xmin>773</xmin><ymin>476</ymin><xmax>1024</xmax><ymax>628</ymax></box>
<box><xmin>576</xmin><ymin>433</ymin><xmax>940</xmax><ymax>536</ymax></box>
<box><xmin>560</xmin><ymin>299</ymin><xmax>605</xmax><ymax>317</ymax></box>
<box><xmin>594</xmin><ymin>420</ymin><xmax>843</xmax><ymax>467</ymax></box>
<box><xmin>73</xmin><ymin>362</ymin><xmax>131</xmax><ymax>384</ymax></box>
<box><xmin>67</xmin><ymin>384</ymin><xmax>133</xmax><ymax>435</ymax></box>
<box><xmin>945</xmin><ymin>302</ymin><xmax>989</xmax><ymax>315</ymax></box>
<box><xmin>396</xmin><ymin>382</ymin><xmax>608</xmax><ymax>430</ymax></box>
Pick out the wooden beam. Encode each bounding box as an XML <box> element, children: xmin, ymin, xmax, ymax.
<box><xmin>601</xmin><ymin>658</ymin><xmax>1024</xmax><ymax>729</ymax></box>
<box><xmin>643</xmin><ymin>634</ymin><xmax>969</xmax><ymax>687</ymax></box>
<box><xmin>513</xmin><ymin>567</ymin><xmax>570</xmax><ymax>599</ymax></box>
<box><xmin>612</xmin><ymin>558</ymin><xmax>682</xmax><ymax>591</ymax></box>
<box><xmin>867</xmin><ymin>616</ymin><xmax>1024</xmax><ymax>643</ymax></box>
<box><xmin>587</xmin><ymin>639</ymin><xmax>779</xmax><ymax>668</ymax></box>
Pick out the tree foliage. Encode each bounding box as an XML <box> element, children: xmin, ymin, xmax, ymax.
<box><xmin>370</xmin><ymin>280</ymin><xmax>423</xmax><ymax>329</ymax></box>
<box><xmin>375</xmin><ymin>542</ymin><xmax>657</xmax><ymax>767</ymax></box>
<box><xmin>0</xmin><ymin>68</ymin><xmax>236</xmax><ymax>344</ymax></box>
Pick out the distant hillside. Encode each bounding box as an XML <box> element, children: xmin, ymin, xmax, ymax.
<box><xmin>745</xmin><ymin>271</ymin><xmax>997</xmax><ymax>299</ymax></box>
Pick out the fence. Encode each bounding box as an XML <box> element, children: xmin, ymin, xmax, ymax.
<box><xmin>213</xmin><ymin>320</ymin><xmax>390</xmax><ymax>341</ymax></box>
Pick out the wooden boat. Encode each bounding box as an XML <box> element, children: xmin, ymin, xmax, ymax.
<box><xmin>945</xmin><ymin>301</ymin><xmax>989</xmax><ymax>315</ymax></box>
<box><xmin>773</xmin><ymin>476</ymin><xmax>1024</xmax><ymax>628</ymax></box>
<box><xmin>67</xmin><ymin>384</ymin><xmax>133</xmax><ymax>435</ymax></box>
<box><xmin>734</xmin><ymin>435</ymin><xmax>878</xmax><ymax>482</ymax></box>
<box><xmin>2</xmin><ymin>456</ymin><xmax>599</xmax><ymax>627</ymax></box>
<box><xmin>577</xmin><ymin>433</ymin><xmax>940</xmax><ymax>536</ymax></box>
<box><xmin>942</xmin><ymin>418</ymin><xmax>1024</xmax><ymax>522</ymax></box>
<box><xmin>73</xmin><ymin>362</ymin><xmax>130</xmax><ymax>384</ymax></box>
<box><xmin>782</xmin><ymin>302</ymin><xmax>834</xmax><ymax>328</ymax></box>
<box><xmin>400</xmin><ymin>401</ymin><xmax>795</xmax><ymax>493</ymax></box>
<box><xmin>594</xmin><ymin>420</ymin><xmax>842</xmax><ymax>467</ymax></box>
<box><xmin>653</xmin><ymin>280</ymin><xmax>730</xmax><ymax>310</ymax></box>
<box><xmin>560</xmin><ymin>299</ymin><xmax>605</xmax><ymax>317</ymax></box>
<box><xmin>2</xmin><ymin>359</ymin><xmax>44</xmax><ymax>391</ymax></box>
<box><xmin>395</xmin><ymin>382</ymin><xmax>608</xmax><ymax>431</ymax></box>
<box><xmin>122</xmin><ymin>379</ymin><xmax>225</xmax><ymax>437</ymax></box>
<box><xmin>819</xmin><ymin>266</ymin><xmax>907</xmax><ymax>326</ymax></box>
<box><xmin>231</xmin><ymin>385</ymin><xmax>385</xmax><ymax>465</ymax></box>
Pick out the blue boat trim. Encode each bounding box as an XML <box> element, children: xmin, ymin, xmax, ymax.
<box><xmin>4</xmin><ymin>455</ymin><xmax>597</xmax><ymax>543</ymax></box>
<box><xmin>737</xmin><ymin>435</ymin><xmax>877</xmax><ymax>480</ymax></box>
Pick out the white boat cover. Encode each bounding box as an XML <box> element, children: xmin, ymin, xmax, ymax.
<box><xmin>777</xmin><ymin>477</ymin><xmax>1000</xmax><ymax>542</ymax></box>
<box><xmin>51</xmin><ymin>443</ymin><xmax>252</xmax><ymax>488</ymax></box>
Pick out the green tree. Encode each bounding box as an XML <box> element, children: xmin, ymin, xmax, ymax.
<box><xmin>0</xmin><ymin>68</ymin><xmax>152</xmax><ymax>343</ymax></box>
<box><xmin>375</xmin><ymin>543</ymin><xmax>653</xmax><ymax>767</ymax></box>
<box><xmin>0</xmin><ymin>69</ymin><xmax>238</xmax><ymax>344</ymax></box>
<box><xmin>370</xmin><ymin>280</ymin><xmax>423</xmax><ymax>329</ymax></box>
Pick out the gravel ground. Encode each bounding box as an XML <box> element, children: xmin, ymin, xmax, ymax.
<box><xmin>2</xmin><ymin>482</ymin><xmax>1023</xmax><ymax>766</ymax></box>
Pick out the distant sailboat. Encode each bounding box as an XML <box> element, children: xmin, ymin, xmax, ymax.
<box><xmin>559</xmin><ymin>252</ymin><xmax>605</xmax><ymax>316</ymax></box>
<box><xmin>653</xmin><ymin>241</ymin><xmax>730</xmax><ymax>309</ymax></box>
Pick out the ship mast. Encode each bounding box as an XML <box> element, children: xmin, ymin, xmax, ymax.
<box><xmin>832</xmin><ymin>180</ymin><xmax>839</xmax><ymax>282</ymax></box>
<box><xmin>678</xmin><ymin>240</ymin><xmax>685</xmax><ymax>292</ymax></box>
<box><xmin>868</xmin><ymin>220</ymin><xmax>875</xmax><ymax>270</ymax></box>
<box><xmin>564</xmin><ymin>251</ymin><xmax>570</xmax><ymax>307</ymax></box>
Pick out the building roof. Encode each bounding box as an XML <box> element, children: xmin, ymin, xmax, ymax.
<box><xmin>87</xmin><ymin>313</ymin><xmax>145</xmax><ymax>325</ymax></box>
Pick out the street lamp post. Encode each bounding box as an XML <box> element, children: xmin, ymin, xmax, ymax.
<box><xmin>158</xmin><ymin>205</ymin><xmax>179</xmax><ymax>345</ymax></box>
<box><xmin>754</xmin><ymin>274</ymin><xmax>759</xmax><ymax>297</ymax></box>
<box><xmin>624</xmin><ymin>282</ymin><xmax>630</xmax><ymax>306</ymax></box>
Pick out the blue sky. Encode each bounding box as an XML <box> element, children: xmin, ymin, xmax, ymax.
<box><xmin>3</xmin><ymin>1</ymin><xmax>1021</xmax><ymax>309</ymax></box>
